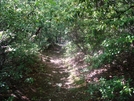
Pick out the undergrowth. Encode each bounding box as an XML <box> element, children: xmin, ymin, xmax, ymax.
<box><xmin>87</xmin><ymin>76</ymin><xmax>134</xmax><ymax>101</ymax></box>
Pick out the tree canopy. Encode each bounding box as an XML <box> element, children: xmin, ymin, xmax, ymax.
<box><xmin>0</xmin><ymin>0</ymin><xmax>134</xmax><ymax>101</ymax></box>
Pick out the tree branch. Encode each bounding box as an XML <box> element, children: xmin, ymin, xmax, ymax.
<box><xmin>35</xmin><ymin>26</ymin><xmax>42</xmax><ymax>35</ymax></box>
<box><xmin>115</xmin><ymin>5</ymin><xmax>134</xmax><ymax>18</ymax></box>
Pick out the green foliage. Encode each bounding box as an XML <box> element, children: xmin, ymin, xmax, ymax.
<box><xmin>64</xmin><ymin>42</ymin><xmax>78</xmax><ymax>57</ymax></box>
<box><xmin>0</xmin><ymin>42</ymin><xmax>39</xmax><ymax>96</ymax></box>
<box><xmin>0</xmin><ymin>1</ymin><xmax>68</xmax><ymax>100</ymax></box>
<box><xmin>1</xmin><ymin>0</ymin><xmax>134</xmax><ymax>100</ymax></box>
<box><xmin>25</xmin><ymin>77</ymin><xmax>34</xmax><ymax>84</ymax></box>
<box><xmin>89</xmin><ymin>33</ymin><xmax>134</xmax><ymax>69</ymax></box>
<box><xmin>87</xmin><ymin>77</ymin><xmax>134</xmax><ymax>101</ymax></box>
<box><xmin>64</xmin><ymin>0</ymin><xmax>134</xmax><ymax>69</ymax></box>
<box><xmin>0</xmin><ymin>81</ymin><xmax>9</xmax><ymax>93</ymax></box>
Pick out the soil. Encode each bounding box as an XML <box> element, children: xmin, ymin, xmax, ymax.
<box><xmin>1</xmin><ymin>46</ymin><xmax>134</xmax><ymax>101</ymax></box>
<box><xmin>4</xmin><ymin>48</ymin><xmax>90</xmax><ymax>101</ymax></box>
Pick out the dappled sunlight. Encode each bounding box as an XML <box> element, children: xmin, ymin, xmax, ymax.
<box><xmin>51</xmin><ymin>59</ymin><xmax>63</xmax><ymax>65</ymax></box>
<box><xmin>4</xmin><ymin>49</ymin><xmax>132</xmax><ymax>101</ymax></box>
<box><xmin>39</xmin><ymin>53</ymin><xmax>73</xmax><ymax>89</ymax></box>
<box><xmin>1</xmin><ymin>0</ymin><xmax>134</xmax><ymax>101</ymax></box>
<box><xmin>86</xmin><ymin>68</ymin><xmax>108</xmax><ymax>82</ymax></box>
<box><xmin>39</xmin><ymin>51</ymin><xmax>89</xmax><ymax>90</ymax></box>
<box><xmin>9</xmin><ymin>89</ymin><xmax>31</xmax><ymax>101</ymax></box>
<box><xmin>6</xmin><ymin>51</ymin><xmax>111</xmax><ymax>101</ymax></box>
<box><xmin>7</xmin><ymin>49</ymin><xmax>130</xmax><ymax>101</ymax></box>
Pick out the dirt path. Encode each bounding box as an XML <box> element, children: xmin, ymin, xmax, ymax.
<box><xmin>1</xmin><ymin>46</ymin><xmax>134</xmax><ymax>101</ymax></box>
<box><xmin>5</xmin><ymin>48</ymin><xmax>109</xmax><ymax>101</ymax></box>
<box><xmin>19</xmin><ymin>50</ymin><xmax>89</xmax><ymax>101</ymax></box>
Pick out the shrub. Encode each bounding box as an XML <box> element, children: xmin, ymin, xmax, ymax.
<box><xmin>0</xmin><ymin>42</ymin><xmax>39</xmax><ymax>95</ymax></box>
<box><xmin>87</xmin><ymin>76</ymin><xmax>134</xmax><ymax>101</ymax></box>
<box><xmin>64</xmin><ymin>41</ymin><xmax>78</xmax><ymax>57</ymax></box>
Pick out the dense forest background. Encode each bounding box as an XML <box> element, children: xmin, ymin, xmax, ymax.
<box><xmin>0</xmin><ymin>0</ymin><xmax>134</xmax><ymax>101</ymax></box>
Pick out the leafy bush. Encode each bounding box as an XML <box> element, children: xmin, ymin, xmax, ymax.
<box><xmin>87</xmin><ymin>77</ymin><xmax>134</xmax><ymax>101</ymax></box>
<box><xmin>87</xmin><ymin>33</ymin><xmax>134</xmax><ymax>69</ymax></box>
<box><xmin>25</xmin><ymin>77</ymin><xmax>34</xmax><ymax>84</ymax></box>
<box><xmin>64</xmin><ymin>41</ymin><xmax>78</xmax><ymax>57</ymax></box>
<box><xmin>0</xmin><ymin>42</ymin><xmax>39</xmax><ymax>95</ymax></box>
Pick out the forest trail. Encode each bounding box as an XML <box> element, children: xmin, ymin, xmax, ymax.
<box><xmin>8</xmin><ymin>46</ymin><xmax>110</xmax><ymax>101</ymax></box>
<box><xmin>3</xmin><ymin>45</ymin><xmax>112</xmax><ymax>101</ymax></box>
<box><xmin>2</xmin><ymin>46</ymin><xmax>133</xmax><ymax>101</ymax></box>
<box><xmin>14</xmin><ymin>47</ymin><xmax>90</xmax><ymax>101</ymax></box>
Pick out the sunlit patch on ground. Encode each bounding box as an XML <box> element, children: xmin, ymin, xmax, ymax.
<box><xmin>85</xmin><ymin>68</ymin><xmax>107</xmax><ymax>82</ymax></box>
<box><xmin>51</xmin><ymin>59</ymin><xmax>63</xmax><ymax>65</ymax></box>
<box><xmin>7</xmin><ymin>50</ymin><xmax>111</xmax><ymax>101</ymax></box>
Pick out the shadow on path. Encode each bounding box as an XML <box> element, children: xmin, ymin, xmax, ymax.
<box><xmin>11</xmin><ymin>50</ymin><xmax>89</xmax><ymax>101</ymax></box>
